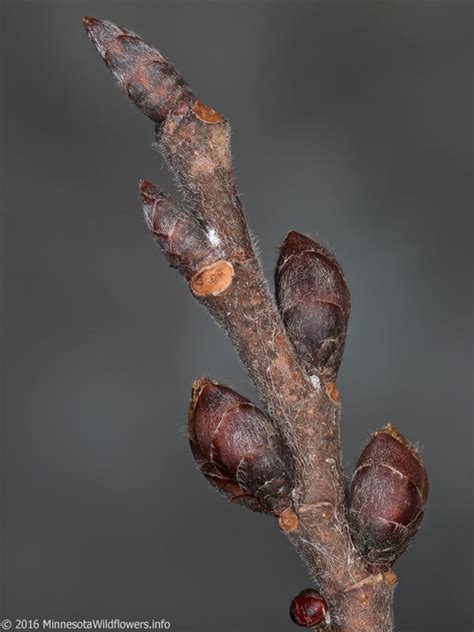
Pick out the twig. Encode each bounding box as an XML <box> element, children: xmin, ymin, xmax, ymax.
<box><xmin>83</xmin><ymin>17</ymin><xmax>428</xmax><ymax>631</ymax></box>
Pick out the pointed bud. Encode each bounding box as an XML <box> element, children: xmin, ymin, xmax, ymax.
<box><xmin>188</xmin><ymin>379</ymin><xmax>294</xmax><ymax>514</ymax></box>
<box><xmin>83</xmin><ymin>17</ymin><xmax>193</xmax><ymax>124</ymax></box>
<box><xmin>290</xmin><ymin>589</ymin><xmax>327</xmax><ymax>628</ymax></box>
<box><xmin>349</xmin><ymin>424</ymin><xmax>429</xmax><ymax>566</ymax></box>
<box><xmin>275</xmin><ymin>231</ymin><xmax>350</xmax><ymax>382</ymax></box>
<box><xmin>140</xmin><ymin>180</ymin><xmax>218</xmax><ymax>279</ymax></box>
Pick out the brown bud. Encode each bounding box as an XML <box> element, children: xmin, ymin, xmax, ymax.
<box><xmin>83</xmin><ymin>17</ymin><xmax>193</xmax><ymax>124</ymax></box>
<box><xmin>188</xmin><ymin>379</ymin><xmax>294</xmax><ymax>514</ymax></box>
<box><xmin>140</xmin><ymin>180</ymin><xmax>218</xmax><ymax>279</ymax></box>
<box><xmin>275</xmin><ymin>231</ymin><xmax>350</xmax><ymax>382</ymax></box>
<box><xmin>349</xmin><ymin>424</ymin><xmax>429</xmax><ymax>566</ymax></box>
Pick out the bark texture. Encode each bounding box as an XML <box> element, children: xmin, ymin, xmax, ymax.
<box><xmin>82</xmin><ymin>16</ymin><xmax>429</xmax><ymax>631</ymax></box>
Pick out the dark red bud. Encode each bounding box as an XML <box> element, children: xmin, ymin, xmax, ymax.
<box><xmin>290</xmin><ymin>589</ymin><xmax>327</xmax><ymax>628</ymax></box>
<box><xmin>83</xmin><ymin>17</ymin><xmax>193</xmax><ymax>124</ymax></box>
<box><xmin>188</xmin><ymin>379</ymin><xmax>294</xmax><ymax>514</ymax></box>
<box><xmin>349</xmin><ymin>424</ymin><xmax>429</xmax><ymax>566</ymax></box>
<box><xmin>140</xmin><ymin>180</ymin><xmax>217</xmax><ymax>278</ymax></box>
<box><xmin>275</xmin><ymin>231</ymin><xmax>350</xmax><ymax>382</ymax></box>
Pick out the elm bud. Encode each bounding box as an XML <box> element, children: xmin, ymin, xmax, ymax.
<box><xmin>290</xmin><ymin>589</ymin><xmax>327</xmax><ymax>628</ymax></box>
<box><xmin>188</xmin><ymin>378</ymin><xmax>294</xmax><ymax>514</ymax></box>
<box><xmin>349</xmin><ymin>424</ymin><xmax>429</xmax><ymax>566</ymax></box>
<box><xmin>83</xmin><ymin>17</ymin><xmax>194</xmax><ymax>125</ymax></box>
<box><xmin>275</xmin><ymin>231</ymin><xmax>350</xmax><ymax>382</ymax></box>
<box><xmin>140</xmin><ymin>180</ymin><xmax>216</xmax><ymax>279</ymax></box>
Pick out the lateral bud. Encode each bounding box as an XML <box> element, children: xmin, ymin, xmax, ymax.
<box><xmin>188</xmin><ymin>379</ymin><xmax>294</xmax><ymax>514</ymax></box>
<box><xmin>275</xmin><ymin>231</ymin><xmax>350</xmax><ymax>382</ymax></box>
<box><xmin>289</xmin><ymin>589</ymin><xmax>327</xmax><ymax>628</ymax></box>
<box><xmin>349</xmin><ymin>424</ymin><xmax>429</xmax><ymax>566</ymax></box>
<box><xmin>140</xmin><ymin>180</ymin><xmax>219</xmax><ymax>279</ymax></box>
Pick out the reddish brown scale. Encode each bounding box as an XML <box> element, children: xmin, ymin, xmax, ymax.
<box><xmin>188</xmin><ymin>379</ymin><xmax>294</xmax><ymax>514</ymax></box>
<box><xmin>349</xmin><ymin>424</ymin><xmax>428</xmax><ymax>566</ymax></box>
<box><xmin>289</xmin><ymin>589</ymin><xmax>327</xmax><ymax>628</ymax></box>
<box><xmin>83</xmin><ymin>17</ymin><xmax>193</xmax><ymax>124</ymax></box>
<box><xmin>275</xmin><ymin>231</ymin><xmax>350</xmax><ymax>382</ymax></box>
<box><xmin>140</xmin><ymin>180</ymin><xmax>218</xmax><ymax>279</ymax></box>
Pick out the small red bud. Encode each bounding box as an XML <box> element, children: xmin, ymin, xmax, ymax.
<box><xmin>275</xmin><ymin>231</ymin><xmax>350</xmax><ymax>382</ymax></box>
<box><xmin>349</xmin><ymin>424</ymin><xmax>429</xmax><ymax>566</ymax></box>
<box><xmin>188</xmin><ymin>378</ymin><xmax>294</xmax><ymax>514</ymax></box>
<box><xmin>290</xmin><ymin>589</ymin><xmax>327</xmax><ymax>628</ymax></box>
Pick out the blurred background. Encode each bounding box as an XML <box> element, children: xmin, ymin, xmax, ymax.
<box><xmin>2</xmin><ymin>1</ymin><xmax>472</xmax><ymax>630</ymax></box>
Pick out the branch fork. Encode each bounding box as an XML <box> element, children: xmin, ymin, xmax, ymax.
<box><xmin>83</xmin><ymin>17</ymin><xmax>428</xmax><ymax>631</ymax></box>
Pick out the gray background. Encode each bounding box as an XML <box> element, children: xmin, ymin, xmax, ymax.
<box><xmin>2</xmin><ymin>1</ymin><xmax>472</xmax><ymax>631</ymax></box>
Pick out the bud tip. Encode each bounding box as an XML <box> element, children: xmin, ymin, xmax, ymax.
<box><xmin>280</xmin><ymin>230</ymin><xmax>321</xmax><ymax>259</ymax></box>
<box><xmin>139</xmin><ymin>180</ymin><xmax>167</xmax><ymax>209</ymax></box>
<box><xmin>82</xmin><ymin>16</ymin><xmax>99</xmax><ymax>31</ymax></box>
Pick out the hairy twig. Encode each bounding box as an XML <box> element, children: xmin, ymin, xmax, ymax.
<box><xmin>83</xmin><ymin>17</ymin><xmax>428</xmax><ymax>631</ymax></box>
